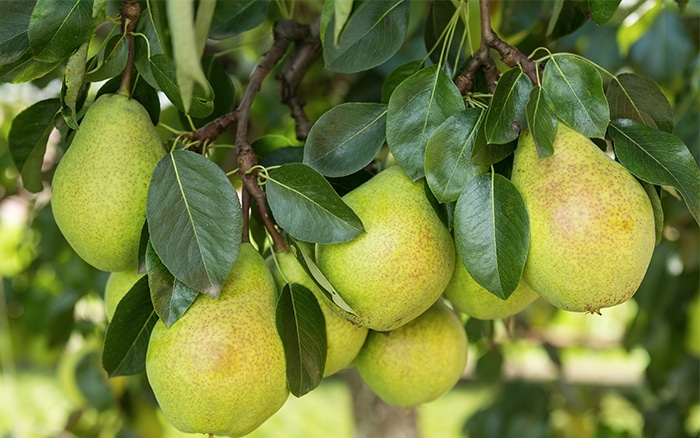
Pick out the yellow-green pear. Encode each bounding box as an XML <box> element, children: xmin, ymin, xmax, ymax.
<box><xmin>511</xmin><ymin>122</ymin><xmax>655</xmax><ymax>313</ymax></box>
<box><xmin>51</xmin><ymin>93</ymin><xmax>165</xmax><ymax>272</ymax></box>
<box><xmin>145</xmin><ymin>243</ymin><xmax>288</xmax><ymax>437</ymax></box>
<box><xmin>104</xmin><ymin>269</ymin><xmax>144</xmax><ymax>321</ymax></box>
<box><xmin>316</xmin><ymin>165</ymin><xmax>455</xmax><ymax>331</ymax></box>
<box><xmin>354</xmin><ymin>299</ymin><xmax>468</xmax><ymax>407</ymax></box>
<box><xmin>444</xmin><ymin>254</ymin><xmax>538</xmax><ymax>319</ymax></box>
<box><xmin>272</xmin><ymin>249</ymin><xmax>368</xmax><ymax>376</ymax></box>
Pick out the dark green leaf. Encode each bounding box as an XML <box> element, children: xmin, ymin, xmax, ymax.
<box><xmin>266</xmin><ymin>163</ymin><xmax>364</xmax><ymax>244</ymax></box>
<box><xmin>425</xmin><ymin>108</ymin><xmax>488</xmax><ymax>203</ymax></box>
<box><xmin>525</xmin><ymin>86</ymin><xmax>557</xmax><ymax>158</ymax></box>
<box><xmin>609</xmin><ymin>119</ymin><xmax>700</xmax><ymax>226</ymax></box>
<box><xmin>0</xmin><ymin>50</ymin><xmax>60</xmax><ymax>83</ymax></box>
<box><xmin>498</xmin><ymin>0</ymin><xmax>541</xmax><ymax>37</ymax></box>
<box><xmin>188</xmin><ymin>55</ymin><xmax>235</xmax><ymax>126</ymax></box>
<box><xmin>425</xmin><ymin>0</ymin><xmax>467</xmax><ymax>76</ymax></box>
<box><xmin>606</xmin><ymin>72</ymin><xmax>674</xmax><ymax>133</ymax></box>
<box><xmin>589</xmin><ymin>0</ymin><xmax>621</xmax><ymax>25</ymax></box>
<box><xmin>28</xmin><ymin>0</ymin><xmax>96</xmax><ymax>63</ymax></box>
<box><xmin>453</xmin><ymin>173</ymin><xmax>529</xmax><ymax>299</ymax></box>
<box><xmin>484</xmin><ymin>67</ymin><xmax>533</xmax><ymax>144</ymax></box>
<box><xmin>546</xmin><ymin>0</ymin><xmax>588</xmax><ymax>40</ymax></box>
<box><xmin>386</xmin><ymin>65</ymin><xmax>465</xmax><ymax>180</ymax></box>
<box><xmin>276</xmin><ymin>283</ymin><xmax>327</xmax><ymax>397</ymax></box>
<box><xmin>96</xmin><ymin>75</ymin><xmax>161</xmax><ymax>125</ymax></box>
<box><xmin>542</xmin><ymin>54</ymin><xmax>609</xmax><ymax>138</ymax></box>
<box><xmin>381</xmin><ymin>60</ymin><xmax>421</xmax><ymax>104</ymax></box>
<box><xmin>147</xmin><ymin>150</ymin><xmax>243</xmax><ymax>297</ymax></box>
<box><xmin>150</xmin><ymin>53</ymin><xmax>214</xmax><ymax>118</ymax></box>
<box><xmin>102</xmin><ymin>276</ymin><xmax>158</xmax><ymax>377</ymax></box>
<box><xmin>0</xmin><ymin>0</ymin><xmax>35</xmax><ymax>64</ymax></box>
<box><xmin>253</xmin><ymin>135</ymin><xmax>298</xmax><ymax>158</ymax></box>
<box><xmin>261</xmin><ymin>146</ymin><xmax>304</xmax><ymax>168</ymax></box>
<box><xmin>84</xmin><ymin>34</ymin><xmax>127</xmax><ymax>82</ymax></box>
<box><xmin>210</xmin><ymin>0</ymin><xmax>268</xmax><ymax>39</ymax></box>
<box><xmin>134</xmin><ymin>8</ymin><xmax>165</xmax><ymax>89</ymax></box>
<box><xmin>469</xmin><ymin>123</ymin><xmax>516</xmax><ymax>166</ymax></box>
<box><xmin>303</xmin><ymin>102</ymin><xmax>387</xmax><ymax>177</ymax></box>
<box><xmin>323</xmin><ymin>0</ymin><xmax>409</xmax><ymax>74</ymax></box>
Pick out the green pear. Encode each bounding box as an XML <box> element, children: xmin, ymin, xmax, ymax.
<box><xmin>686</xmin><ymin>290</ymin><xmax>700</xmax><ymax>357</ymax></box>
<box><xmin>51</xmin><ymin>93</ymin><xmax>165</xmax><ymax>272</ymax></box>
<box><xmin>272</xmin><ymin>249</ymin><xmax>368</xmax><ymax>377</ymax></box>
<box><xmin>145</xmin><ymin>243</ymin><xmax>288</xmax><ymax>437</ymax></box>
<box><xmin>354</xmin><ymin>299</ymin><xmax>468</xmax><ymax>407</ymax></box>
<box><xmin>511</xmin><ymin>122</ymin><xmax>655</xmax><ymax>313</ymax></box>
<box><xmin>104</xmin><ymin>269</ymin><xmax>143</xmax><ymax>321</ymax></box>
<box><xmin>315</xmin><ymin>165</ymin><xmax>455</xmax><ymax>331</ymax></box>
<box><xmin>444</xmin><ymin>254</ymin><xmax>538</xmax><ymax>320</ymax></box>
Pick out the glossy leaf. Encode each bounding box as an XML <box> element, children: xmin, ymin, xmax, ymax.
<box><xmin>484</xmin><ymin>67</ymin><xmax>533</xmax><ymax>145</ymax></box>
<box><xmin>453</xmin><ymin>173</ymin><xmax>530</xmax><ymax>299</ymax></box>
<box><xmin>0</xmin><ymin>0</ymin><xmax>34</xmax><ymax>64</ymax></box>
<box><xmin>28</xmin><ymin>0</ymin><xmax>96</xmax><ymax>63</ymax></box>
<box><xmin>425</xmin><ymin>0</ymin><xmax>467</xmax><ymax>76</ymax></box>
<box><xmin>425</xmin><ymin>108</ymin><xmax>488</xmax><ymax>203</ymax></box>
<box><xmin>150</xmin><ymin>53</ymin><xmax>214</xmax><ymax>118</ymax></box>
<box><xmin>147</xmin><ymin>150</ymin><xmax>242</xmax><ymax>297</ymax></box>
<box><xmin>606</xmin><ymin>72</ymin><xmax>673</xmax><ymax>133</ymax></box>
<box><xmin>84</xmin><ymin>34</ymin><xmax>127</xmax><ymax>82</ymax></box>
<box><xmin>266</xmin><ymin>163</ymin><xmax>364</xmax><ymax>244</ymax></box>
<box><xmin>546</xmin><ymin>0</ymin><xmax>588</xmax><ymax>40</ymax></box>
<box><xmin>609</xmin><ymin>119</ymin><xmax>700</xmax><ymax>226</ymax></box>
<box><xmin>276</xmin><ymin>283</ymin><xmax>327</xmax><ymax>397</ymax></box>
<box><xmin>102</xmin><ymin>276</ymin><xmax>158</xmax><ymax>377</ymax></box>
<box><xmin>134</xmin><ymin>9</ymin><xmax>166</xmax><ymax>89</ymax></box>
<box><xmin>525</xmin><ymin>86</ymin><xmax>557</xmax><ymax>158</ymax></box>
<box><xmin>188</xmin><ymin>55</ymin><xmax>236</xmax><ymax>127</ymax></box>
<box><xmin>386</xmin><ymin>65</ymin><xmax>465</xmax><ymax>180</ymax></box>
<box><xmin>542</xmin><ymin>54</ymin><xmax>609</xmax><ymax>138</ymax></box>
<box><xmin>145</xmin><ymin>242</ymin><xmax>198</xmax><ymax>327</ymax></box>
<box><xmin>381</xmin><ymin>60</ymin><xmax>421</xmax><ymax>104</ymax></box>
<box><xmin>590</xmin><ymin>0</ymin><xmax>621</xmax><ymax>25</ymax></box>
<box><xmin>210</xmin><ymin>0</ymin><xmax>268</xmax><ymax>39</ymax></box>
<box><xmin>469</xmin><ymin>123</ymin><xmax>516</xmax><ymax>167</ymax></box>
<box><xmin>303</xmin><ymin>102</ymin><xmax>387</xmax><ymax>177</ymax></box>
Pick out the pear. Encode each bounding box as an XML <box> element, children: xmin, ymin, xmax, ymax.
<box><xmin>315</xmin><ymin>165</ymin><xmax>455</xmax><ymax>331</ymax></box>
<box><xmin>104</xmin><ymin>269</ymin><xmax>144</xmax><ymax>321</ymax></box>
<box><xmin>444</xmin><ymin>254</ymin><xmax>538</xmax><ymax>320</ymax></box>
<box><xmin>511</xmin><ymin>122</ymin><xmax>655</xmax><ymax>313</ymax></box>
<box><xmin>272</xmin><ymin>249</ymin><xmax>368</xmax><ymax>377</ymax></box>
<box><xmin>354</xmin><ymin>299</ymin><xmax>468</xmax><ymax>407</ymax></box>
<box><xmin>51</xmin><ymin>93</ymin><xmax>165</xmax><ymax>272</ymax></box>
<box><xmin>145</xmin><ymin>243</ymin><xmax>288</xmax><ymax>437</ymax></box>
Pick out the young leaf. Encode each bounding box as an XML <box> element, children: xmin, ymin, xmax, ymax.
<box><xmin>102</xmin><ymin>276</ymin><xmax>158</xmax><ymax>377</ymax></box>
<box><xmin>303</xmin><ymin>102</ymin><xmax>387</xmax><ymax>177</ymax></box>
<box><xmin>606</xmin><ymin>72</ymin><xmax>674</xmax><ymax>133</ymax></box>
<box><xmin>147</xmin><ymin>150</ymin><xmax>243</xmax><ymax>297</ymax></box>
<box><xmin>84</xmin><ymin>34</ymin><xmax>127</xmax><ymax>82</ymax></box>
<box><xmin>484</xmin><ymin>67</ymin><xmax>533</xmax><ymax>145</ymax></box>
<box><xmin>525</xmin><ymin>86</ymin><xmax>557</xmax><ymax>158</ymax></box>
<box><xmin>542</xmin><ymin>54</ymin><xmax>609</xmax><ymax>138</ymax></box>
<box><xmin>609</xmin><ymin>119</ymin><xmax>700</xmax><ymax>226</ymax></box>
<box><xmin>28</xmin><ymin>0</ymin><xmax>97</xmax><ymax>63</ymax></box>
<box><xmin>453</xmin><ymin>173</ymin><xmax>530</xmax><ymax>299</ymax></box>
<box><xmin>276</xmin><ymin>283</ymin><xmax>327</xmax><ymax>397</ymax></box>
<box><xmin>386</xmin><ymin>65</ymin><xmax>465</xmax><ymax>180</ymax></box>
<box><xmin>266</xmin><ymin>163</ymin><xmax>364</xmax><ymax>243</ymax></box>
<box><xmin>425</xmin><ymin>108</ymin><xmax>488</xmax><ymax>203</ymax></box>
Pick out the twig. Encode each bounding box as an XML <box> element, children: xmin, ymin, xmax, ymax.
<box><xmin>118</xmin><ymin>0</ymin><xmax>140</xmax><ymax>95</ymax></box>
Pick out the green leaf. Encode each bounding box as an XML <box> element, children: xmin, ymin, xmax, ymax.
<box><xmin>546</xmin><ymin>0</ymin><xmax>588</xmax><ymax>40</ymax></box>
<box><xmin>0</xmin><ymin>48</ymin><xmax>61</xmax><ymax>83</ymax></box>
<box><xmin>542</xmin><ymin>54</ymin><xmax>609</xmax><ymax>138</ymax></box>
<box><xmin>102</xmin><ymin>276</ymin><xmax>158</xmax><ymax>377</ymax></box>
<box><xmin>145</xmin><ymin>241</ymin><xmax>198</xmax><ymax>327</ymax></box>
<box><xmin>134</xmin><ymin>8</ymin><xmax>165</xmax><ymax>89</ymax></box>
<box><xmin>210</xmin><ymin>0</ymin><xmax>268</xmax><ymax>39</ymax></box>
<box><xmin>61</xmin><ymin>42</ymin><xmax>89</xmax><ymax>130</ymax></box>
<box><xmin>266</xmin><ymin>163</ymin><xmax>364</xmax><ymax>244</ymax></box>
<box><xmin>453</xmin><ymin>173</ymin><xmax>529</xmax><ymax>299</ymax></box>
<box><xmin>381</xmin><ymin>60</ymin><xmax>421</xmax><ymax>104</ymax></box>
<box><xmin>425</xmin><ymin>108</ymin><xmax>488</xmax><ymax>203</ymax></box>
<box><xmin>0</xmin><ymin>0</ymin><xmax>34</xmax><ymax>64</ymax></box>
<box><xmin>484</xmin><ymin>67</ymin><xmax>533</xmax><ymax>145</ymax></box>
<box><xmin>525</xmin><ymin>86</ymin><xmax>557</xmax><ymax>158</ymax></box>
<box><xmin>8</xmin><ymin>98</ymin><xmax>60</xmax><ymax>193</ymax></box>
<box><xmin>642</xmin><ymin>182</ymin><xmax>664</xmax><ymax>246</ymax></box>
<box><xmin>609</xmin><ymin>119</ymin><xmax>700</xmax><ymax>226</ymax></box>
<box><xmin>424</xmin><ymin>0</ymin><xmax>467</xmax><ymax>76</ymax></box>
<box><xmin>469</xmin><ymin>123</ymin><xmax>516</xmax><ymax>166</ymax></box>
<box><xmin>606</xmin><ymin>72</ymin><xmax>674</xmax><ymax>133</ymax></box>
<box><xmin>589</xmin><ymin>0</ymin><xmax>621</xmax><ymax>25</ymax></box>
<box><xmin>28</xmin><ymin>0</ymin><xmax>96</xmax><ymax>63</ymax></box>
<box><xmin>303</xmin><ymin>103</ymin><xmax>387</xmax><ymax>177</ymax></box>
<box><xmin>150</xmin><ymin>53</ymin><xmax>214</xmax><ymax>118</ymax></box>
<box><xmin>333</xmin><ymin>0</ymin><xmax>354</xmax><ymax>46</ymax></box>
<box><xmin>323</xmin><ymin>0</ymin><xmax>409</xmax><ymax>74</ymax></box>
<box><xmin>276</xmin><ymin>283</ymin><xmax>327</xmax><ymax>397</ymax></box>
<box><xmin>187</xmin><ymin>55</ymin><xmax>235</xmax><ymax>127</ymax></box>
<box><xmin>386</xmin><ymin>65</ymin><xmax>465</xmax><ymax>180</ymax></box>
<box><xmin>147</xmin><ymin>150</ymin><xmax>243</xmax><ymax>297</ymax></box>
<box><xmin>84</xmin><ymin>34</ymin><xmax>127</xmax><ymax>82</ymax></box>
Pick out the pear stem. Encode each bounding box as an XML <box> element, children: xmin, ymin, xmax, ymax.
<box><xmin>118</xmin><ymin>0</ymin><xmax>140</xmax><ymax>97</ymax></box>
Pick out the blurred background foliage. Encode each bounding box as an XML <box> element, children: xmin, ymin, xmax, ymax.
<box><xmin>0</xmin><ymin>0</ymin><xmax>698</xmax><ymax>437</ymax></box>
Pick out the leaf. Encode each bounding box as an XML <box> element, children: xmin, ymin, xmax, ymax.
<box><xmin>425</xmin><ymin>108</ymin><xmax>488</xmax><ymax>203</ymax></box>
<box><xmin>606</xmin><ymin>72</ymin><xmax>674</xmax><ymax>133</ymax></box>
<box><xmin>546</xmin><ymin>0</ymin><xmax>588</xmax><ymax>40</ymax></box>
<box><xmin>589</xmin><ymin>0</ymin><xmax>621</xmax><ymax>25</ymax></box>
<box><xmin>134</xmin><ymin>7</ymin><xmax>165</xmax><ymax>89</ymax></box>
<box><xmin>0</xmin><ymin>52</ymin><xmax>60</xmax><ymax>83</ymax></box>
<box><xmin>266</xmin><ymin>163</ymin><xmax>364</xmax><ymax>244</ymax></box>
<box><xmin>150</xmin><ymin>53</ymin><xmax>214</xmax><ymax>118</ymax></box>
<box><xmin>542</xmin><ymin>54</ymin><xmax>609</xmax><ymax>138</ymax></box>
<box><xmin>323</xmin><ymin>0</ymin><xmax>409</xmax><ymax>74</ymax></box>
<box><xmin>381</xmin><ymin>60</ymin><xmax>421</xmax><ymax>104</ymax></box>
<box><xmin>0</xmin><ymin>0</ymin><xmax>34</xmax><ymax>64</ymax></box>
<box><xmin>484</xmin><ymin>67</ymin><xmax>533</xmax><ymax>145</ymax></box>
<box><xmin>525</xmin><ymin>86</ymin><xmax>557</xmax><ymax>158</ymax></box>
<box><xmin>8</xmin><ymin>98</ymin><xmax>60</xmax><ymax>193</ymax></box>
<box><xmin>28</xmin><ymin>0</ymin><xmax>96</xmax><ymax>63</ymax></box>
<box><xmin>84</xmin><ymin>34</ymin><xmax>127</xmax><ymax>82</ymax></box>
<box><xmin>145</xmin><ymin>241</ymin><xmax>198</xmax><ymax>327</ymax></box>
<box><xmin>642</xmin><ymin>182</ymin><xmax>664</xmax><ymax>246</ymax></box>
<box><xmin>609</xmin><ymin>119</ymin><xmax>700</xmax><ymax>226</ymax></box>
<box><xmin>76</xmin><ymin>350</ymin><xmax>114</xmax><ymax>410</ymax></box>
<box><xmin>333</xmin><ymin>0</ymin><xmax>354</xmax><ymax>46</ymax></box>
<box><xmin>209</xmin><ymin>0</ymin><xmax>268</xmax><ymax>39</ymax></box>
<box><xmin>424</xmin><ymin>0</ymin><xmax>467</xmax><ymax>76</ymax></box>
<box><xmin>386</xmin><ymin>65</ymin><xmax>465</xmax><ymax>180</ymax></box>
<box><xmin>147</xmin><ymin>150</ymin><xmax>243</xmax><ymax>297</ymax></box>
<box><xmin>453</xmin><ymin>173</ymin><xmax>529</xmax><ymax>299</ymax></box>
<box><xmin>61</xmin><ymin>42</ymin><xmax>89</xmax><ymax>130</ymax></box>
<box><xmin>469</xmin><ymin>123</ymin><xmax>516</xmax><ymax>167</ymax></box>
<box><xmin>303</xmin><ymin>103</ymin><xmax>387</xmax><ymax>177</ymax></box>
<box><xmin>102</xmin><ymin>276</ymin><xmax>158</xmax><ymax>377</ymax></box>
<box><xmin>276</xmin><ymin>283</ymin><xmax>327</xmax><ymax>397</ymax></box>
<box><xmin>188</xmin><ymin>55</ymin><xmax>235</xmax><ymax>127</ymax></box>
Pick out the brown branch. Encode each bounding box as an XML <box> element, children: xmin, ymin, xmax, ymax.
<box><xmin>118</xmin><ymin>0</ymin><xmax>140</xmax><ymax>95</ymax></box>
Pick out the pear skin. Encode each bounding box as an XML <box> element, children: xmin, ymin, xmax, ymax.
<box><xmin>51</xmin><ymin>94</ymin><xmax>165</xmax><ymax>272</ymax></box>
<box><xmin>145</xmin><ymin>243</ymin><xmax>288</xmax><ymax>437</ymax></box>
<box><xmin>316</xmin><ymin>166</ymin><xmax>455</xmax><ymax>331</ymax></box>
<box><xmin>511</xmin><ymin>123</ymin><xmax>655</xmax><ymax>313</ymax></box>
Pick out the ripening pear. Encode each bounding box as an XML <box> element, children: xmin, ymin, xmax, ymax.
<box><xmin>354</xmin><ymin>299</ymin><xmax>468</xmax><ymax>407</ymax></box>
<box><xmin>104</xmin><ymin>269</ymin><xmax>143</xmax><ymax>321</ymax></box>
<box><xmin>316</xmin><ymin>165</ymin><xmax>455</xmax><ymax>331</ymax></box>
<box><xmin>511</xmin><ymin>122</ymin><xmax>655</xmax><ymax>313</ymax></box>
<box><xmin>271</xmin><ymin>249</ymin><xmax>368</xmax><ymax>376</ymax></box>
<box><xmin>51</xmin><ymin>93</ymin><xmax>165</xmax><ymax>272</ymax></box>
<box><xmin>444</xmin><ymin>254</ymin><xmax>538</xmax><ymax>320</ymax></box>
<box><xmin>145</xmin><ymin>243</ymin><xmax>288</xmax><ymax>437</ymax></box>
